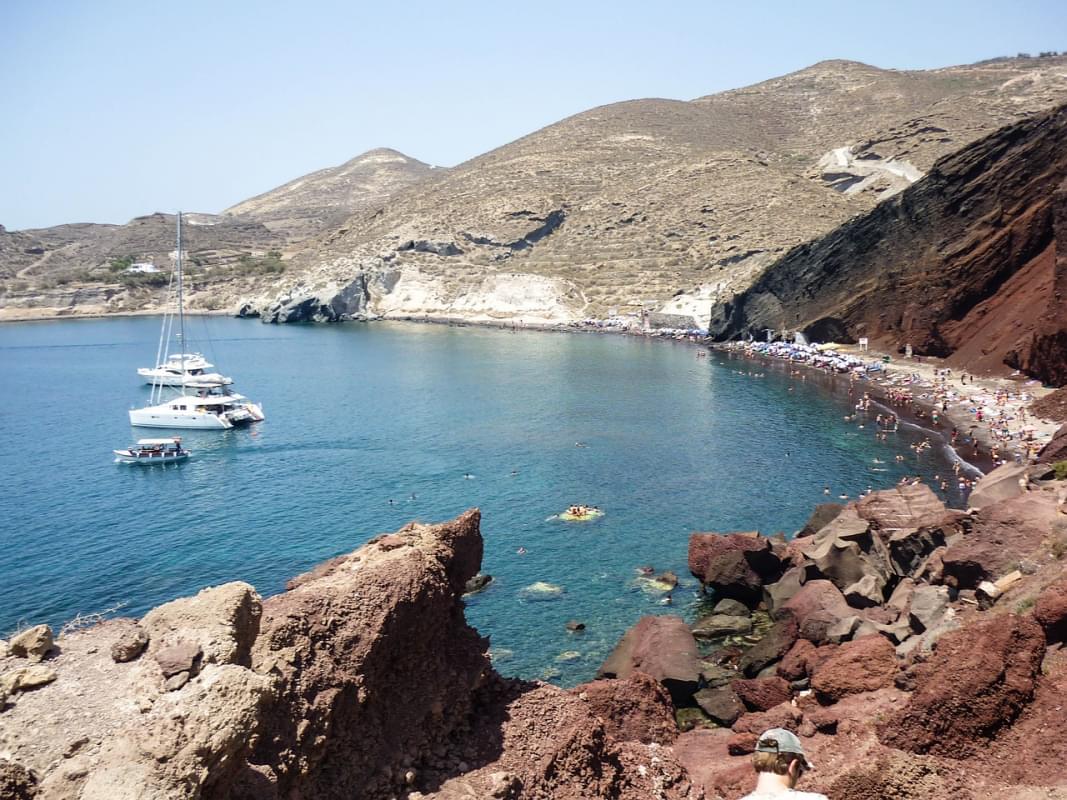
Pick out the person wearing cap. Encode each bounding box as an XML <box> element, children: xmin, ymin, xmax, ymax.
<box><xmin>738</xmin><ymin>728</ymin><xmax>827</xmax><ymax>799</ymax></box>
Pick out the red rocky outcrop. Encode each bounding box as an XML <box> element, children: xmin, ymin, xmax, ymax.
<box><xmin>245</xmin><ymin>510</ymin><xmax>491</xmax><ymax>799</ymax></box>
<box><xmin>879</xmin><ymin>614</ymin><xmax>1046</xmax><ymax>756</ymax></box>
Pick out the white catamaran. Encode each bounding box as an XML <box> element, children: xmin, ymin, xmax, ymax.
<box><xmin>129</xmin><ymin>212</ymin><xmax>264</xmax><ymax>429</ymax></box>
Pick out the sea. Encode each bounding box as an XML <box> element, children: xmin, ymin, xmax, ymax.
<box><xmin>0</xmin><ymin>317</ymin><xmax>968</xmax><ymax>685</ymax></box>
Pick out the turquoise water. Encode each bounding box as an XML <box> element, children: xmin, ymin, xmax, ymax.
<box><xmin>0</xmin><ymin>318</ymin><xmax>963</xmax><ymax>684</ymax></box>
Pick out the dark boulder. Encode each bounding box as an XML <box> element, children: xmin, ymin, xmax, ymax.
<box><xmin>780</xmin><ymin>580</ymin><xmax>852</xmax><ymax>644</ymax></box>
<box><xmin>688</xmin><ymin>532</ymin><xmax>783</xmax><ymax>604</ymax></box>
<box><xmin>1033</xmin><ymin>573</ymin><xmax>1067</xmax><ymax>643</ymax></box>
<box><xmin>694</xmin><ymin>686</ymin><xmax>745</xmax><ymax>726</ymax></box>
<box><xmin>810</xmin><ymin>635</ymin><xmax>897</xmax><ymax>702</ymax></box>
<box><xmin>731</xmin><ymin>677</ymin><xmax>791</xmax><ymax>712</ymax></box>
<box><xmin>738</xmin><ymin>617</ymin><xmax>799</xmax><ymax>677</ymax></box>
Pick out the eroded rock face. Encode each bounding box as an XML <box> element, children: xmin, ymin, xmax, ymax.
<box><xmin>879</xmin><ymin>614</ymin><xmax>1046</xmax><ymax>756</ymax></box>
<box><xmin>246</xmin><ymin>510</ymin><xmax>491</xmax><ymax>799</ymax></box>
<box><xmin>141</xmin><ymin>581</ymin><xmax>262</xmax><ymax>667</ymax></box>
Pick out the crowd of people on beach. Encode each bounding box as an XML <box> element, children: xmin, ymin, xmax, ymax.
<box><xmin>724</xmin><ymin>339</ymin><xmax>1056</xmax><ymax>495</ymax></box>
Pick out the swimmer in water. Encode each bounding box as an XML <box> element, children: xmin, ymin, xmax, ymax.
<box><xmin>463</xmin><ymin>472</ymin><xmax>474</xmax><ymax>479</ymax></box>
<box><xmin>516</xmin><ymin>546</ymin><xmax>527</xmax><ymax>555</ymax></box>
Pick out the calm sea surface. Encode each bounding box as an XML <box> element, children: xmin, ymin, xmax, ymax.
<box><xmin>0</xmin><ymin>317</ymin><xmax>964</xmax><ymax>684</ymax></box>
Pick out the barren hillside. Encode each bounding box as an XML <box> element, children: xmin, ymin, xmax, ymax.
<box><xmin>223</xmin><ymin>148</ymin><xmax>440</xmax><ymax>241</ymax></box>
<box><xmin>250</xmin><ymin>55</ymin><xmax>1067</xmax><ymax>324</ymax></box>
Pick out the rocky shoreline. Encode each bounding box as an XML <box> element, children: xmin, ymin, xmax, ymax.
<box><xmin>3</xmin><ymin>459</ymin><xmax>1067</xmax><ymax>798</ymax></box>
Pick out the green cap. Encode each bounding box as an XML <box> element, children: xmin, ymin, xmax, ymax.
<box><xmin>755</xmin><ymin>728</ymin><xmax>814</xmax><ymax>770</ymax></box>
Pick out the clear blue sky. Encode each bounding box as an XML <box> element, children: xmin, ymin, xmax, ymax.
<box><xmin>2</xmin><ymin>0</ymin><xmax>1064</xmax><ymax>230</ymax></box>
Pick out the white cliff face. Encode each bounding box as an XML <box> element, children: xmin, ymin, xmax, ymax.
<box><xmin>250</xmin><ymin>264</ymin><xmax>586</xmax><ymax>325</ymax></box>
<box><xmin>816</xmin><ymin>145</ymin><xmax>924</xmax><ymax>199</ymax></box>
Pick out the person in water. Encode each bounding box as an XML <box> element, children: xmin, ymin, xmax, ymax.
<box><xmin>738</xmin><ymin>728</ymin><xmax>826</xmax><ymax>799</ymax></box>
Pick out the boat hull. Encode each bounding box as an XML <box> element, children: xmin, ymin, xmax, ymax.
<box><xmin>113</xmin><ymin>450</ymin><xmax>190</xmax><ymax>464</ymax></box>
<box><xmin>129</xmin><ymin>409</ymin><xmax>233</xmax><ymax>429</ymax></box>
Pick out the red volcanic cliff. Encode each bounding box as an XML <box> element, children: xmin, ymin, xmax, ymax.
<box><xmin>710</xmin><ymin>104</ymin><xmax>1067</xmax><ymax>383</ymax></box>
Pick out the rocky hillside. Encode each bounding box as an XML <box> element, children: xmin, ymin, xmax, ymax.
<box><xmin>3</xmin><ymin>471</ymin><xmax>1067</xmax><ymax>798</ymax></box>
<box><xmin>244</xmin><ymin>55</ymin><xmax>1067</xmax><ymax>324</ymax></box>
<box><xmin>223</xmin><ymin>148</ymin><xmax>440</xmax><ymax>241</ymax></box>
<box><xmin>708</xmin><ymin>102</ymin><xmax>1067</xmax><ymax>383</ymax></box>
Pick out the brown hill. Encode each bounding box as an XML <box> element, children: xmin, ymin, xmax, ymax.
<box><xmin>707</xmin><ymin>103</ymin><xmax>1067</xmax><ymax>384</ymax></box>
<box><xmin>223</xmin><ymin>148</ymin><xmax>440</xmax><ymax>241</ymax></box>
<box><xmin>251</xmin><ymin>55</ymin><xmax>1067</xmax><ymax>324</ymax></box>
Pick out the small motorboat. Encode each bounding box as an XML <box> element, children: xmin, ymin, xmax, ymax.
<box><xmin>114</xmin><ymin>437</ymin><xmax>190</xmax><ymax>464</ymax></box>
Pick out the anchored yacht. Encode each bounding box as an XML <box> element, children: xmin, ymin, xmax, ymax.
<box><xmin>129</xmin><ymin>212</ymin><xmax>264</xmax><ymax>430</ymax></box>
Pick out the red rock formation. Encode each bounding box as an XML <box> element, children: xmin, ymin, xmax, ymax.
<box><xmin>878</xmin><ymin>614</ymin><xmax>1046</xmax><ymax>756</ymax></box>
<box><xmin>780</xmin><ymin>580</ymin><xmax>853</xmax><ymax>644</ymax></box>
<box><xmin>711</xmin><ymin>104</ymin><xmax>1067</xmax><ymax>383</ymax></box>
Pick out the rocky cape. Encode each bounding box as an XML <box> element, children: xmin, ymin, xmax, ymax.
<box><xmin>708</xmin><ymin>102</ymin><xmax>1067</xmax><ymax>385</ymax></box>
<box><xmin>4</xmin><ymin>467</ymin><xmax>1067</xmax><ymax>798</ymax></box>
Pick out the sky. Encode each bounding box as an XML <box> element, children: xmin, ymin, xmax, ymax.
<box><xmin>1</xmin><ymin>0</ymin><xmax>1065</xmax><ymax>231</ymax></box>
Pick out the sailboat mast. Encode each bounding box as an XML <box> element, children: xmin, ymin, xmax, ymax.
<box><xmin>177</xmin><ymin>211</ymin><xmax>186</xmax><ymax>386</ymax></box>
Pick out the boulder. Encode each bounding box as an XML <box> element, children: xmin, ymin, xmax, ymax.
<box><xmin>896</xmin><ymin>608</ymin><xmax>960</xmax><ymax>660</ymax></box>
<box><xmin>0</xmin><ymin>665</ymin><xmax>58</xmax><ymax>696</ymax></box>
<box><xmin>855</xmin><ymin>482</ymin><xmax>948</xmax><ymax>531</ymax></box>
<box><xmin>941</xmin><ymin>494</ymin><xmax>1054</xmax><ymax>588</ymax></box>
<box><xmin>688</xmin><ymin>531</ymin><xmax>782</xmax><ymax>604</ymax></box>
<box><xmin>776</xmin><ymin>639</ymin><xmax>817</xmax><ymax>681</ymax></box>
<box><xmin>463</xmin><ymin>573</ymin><xmax>493</xmax><ymax>594</ymax></box>
<box><xmin>9</xmin><ymin>625</ymin><xmax>53</xmax><ymax>662</ymax></box>
<box><xmin>1033</xmin><ymin>573</ymin><xmax>1067</xmax><ymax>643</ymax></box>
<box><xmin>154</xmin><ymin>640</ymin><xmax>203</xmax><ymax>678</ymax></box>
<box><xmin>908</xmin><ymin>585</ymin><xmax>950</xmax><ymax>632</ymax></box>
<box><xmin>694</xmin><ymin>686</ymin><xmax>745</xmax><ymax>726</ymax></box>
<box><xmin>843</xmin><ymin>574</ymin><xmax>884</xmax><ymax>608</ymax></box>
<box><xmin>141</xmin><ymin>581</ymin><xmax>262</xmax><ymax>667</ymax></box>
<box><xmin>885</xmin><ymin>524</ymin><xmax>950</xmax><ymax>578</ymax></box>
<box><xmin>886</xmin><ymin>578</ymin><xmax>915</xmax><ymax>614</ymax></box>
<box><xmin>879</xmin><ymin>614</ymin><xmax>1046</xmax><ymax>756</ymax></box>
<box><xmin>801</xmin><ymin>508</ymin><xmax>891</xmax><ymax>600</ymax></box>
<box><xmin>597</xmin><ymin>615</ymin><xmax>701</xmax><ymax>705</ymax></box>
<box><xmin>738</xmin><ymin>617</ymin><xmax>799</xmax><ymax>677</ymax></box>
<box><xmin>764</xmin><ymin>567</ymin><xmax>805</xmax><ymax>617</ymax></box>
<box><xmin>712</xmin><ymin>599</ymin><xmax>750</xmax><ymax>617</ymax></box>
<box><xmin>799</xmin><ymin>503</ymin><xmax>844</xmax><ymax>538</ymax></box>
<box><xmin>572</xmin><ymin>671</ymin><xmax>679</xmax><ymax>744</ymax></box>
<box><xmin>731</xmin><ymin>677</ymin><xmax>791</xmax><ymax>711</ymax></box>
<box><xmin>699</xmin><ymin>662</ymin><xmax>739</xmax><ymax>689</ymax></box>
<box><xmin>967</xmin><ymin>462</ymin><xmax>1030</xmax><ymax>510</ymax></box>
<box><xmin>825</xmin><ymin>615</ymin><xmax>862</xmax><ymax>644</ymax></box>
<box><xmin>692</xmin><ymin>614</ymin><xmax>752</xmax><ymax>639</ymax></box>
<box><xmin>780</xmin><ymin>580</ymin><xmax>852</xmax><ymax>644</ymax></box>
<box><xmin>110</xmin><ymin>624</ymin><xmax>149</xmax><ymax>663</ymax></box>
<box><xmin>810</xmin><ymin>636</ymin><xmax>897</xmax><ymax>702</ymax></box>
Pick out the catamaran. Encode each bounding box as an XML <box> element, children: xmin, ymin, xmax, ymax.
<box><xmin>129</xmin><ymin>212</ymin><xmax>264</xmax><ymax>429</ymax></box>
<box><xmin>137</xmin><ymin>352</ymin><xmax>233</xmax><ymax>386</ymax></box>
